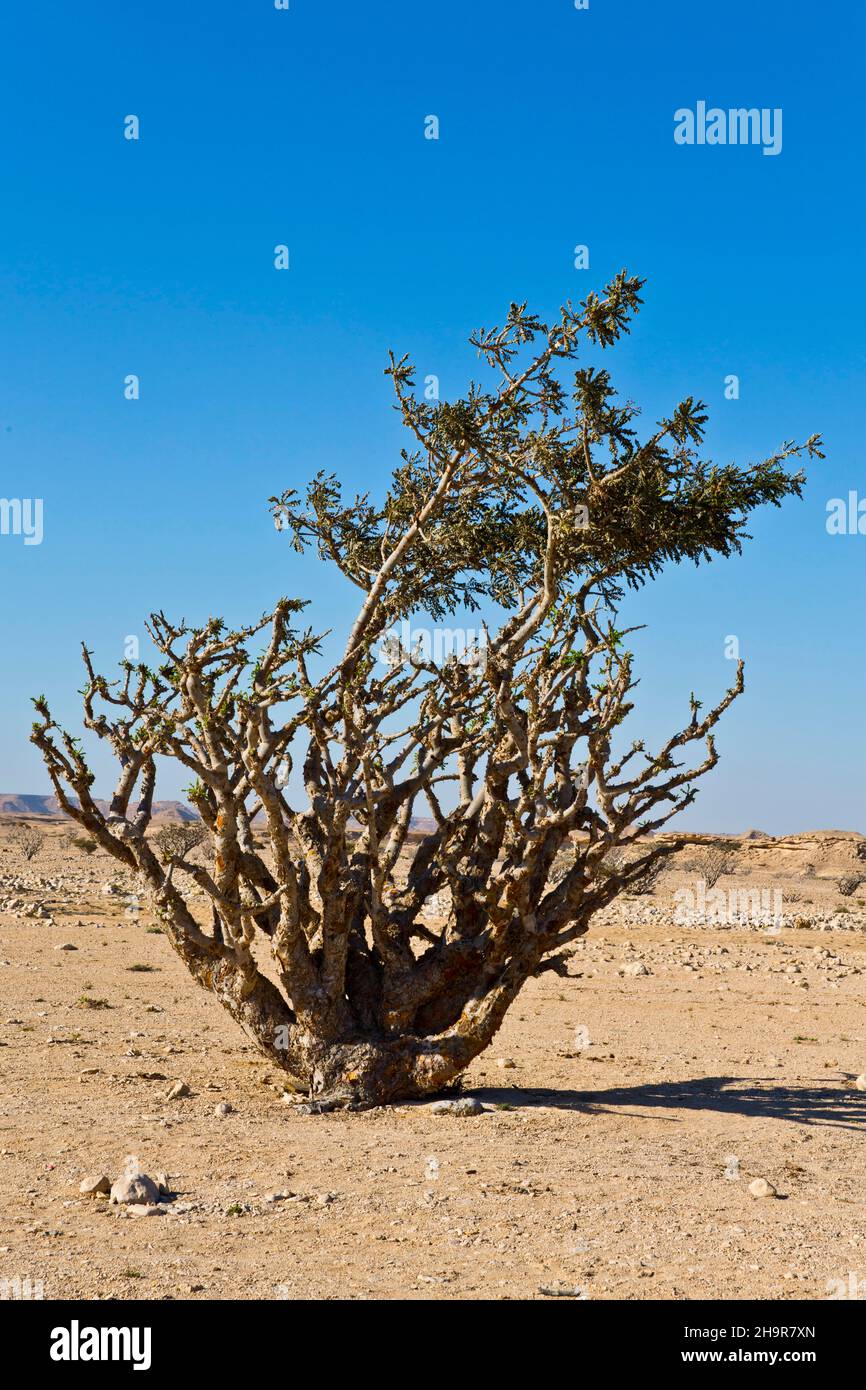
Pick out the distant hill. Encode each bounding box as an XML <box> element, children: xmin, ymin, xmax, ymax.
<box><xmin>0</xmin><ymin>794</ymin><xmax>198</xmax><ymax>822</ymax></box>
<box><xmin>1</xmin><ymin>796</ymin><xmax>862</xmax><ymax>843</ymax></box>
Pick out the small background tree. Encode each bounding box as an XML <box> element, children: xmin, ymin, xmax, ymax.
<box><xmin>692</xmin><ymin>844</ymin><xmax>737</xmax><ymax>889</ymax></box>
<box><xmin>627</xmin><ymin>855</ymin><xmax>667</xmax><ymax>896</ymax></box>
<box><xmin>10</xmin><ymin>824</ymin><xmax>44</xmax><ymax>862</ymax></box>
<box><xmin>154</xmin><ymin>823</ymin><xmax>209</xmax><ymax>863</ymax></box>
<box><xmin>31</xmin><ymin>274</ymin><xmax>821</xmax><ymax>1108</ymax></box>
<box><xmin>68</xmin><ymin>834</ymin><xmax>98</xmax><ymax>855</ymax></box>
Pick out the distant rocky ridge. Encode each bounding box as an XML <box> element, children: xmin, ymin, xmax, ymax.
<box><xmin>0</xmin><ymin>793</ymin><xmax>198</xmax><ymax>822</ymax></box>
<box><xmin>0</xmin><ymin>797</ymin><xmax>862</xmax><ymax>850</ymax></box>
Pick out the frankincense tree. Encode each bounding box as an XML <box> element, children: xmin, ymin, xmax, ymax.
<box><xmin>9</xmin><ymin>823</ymin><xmax>45</xmax><ymax>863</ymax></box>
<box><xmin>31</xmin><ymin>273</ymin><xmax>822</xmax><ymax>1107</ymax></box>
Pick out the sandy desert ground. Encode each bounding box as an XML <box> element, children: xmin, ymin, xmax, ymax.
<box><xmin>1</xmin><ymin>819</ymin><xmax>865</xmax><ymax>1301</ymax></box>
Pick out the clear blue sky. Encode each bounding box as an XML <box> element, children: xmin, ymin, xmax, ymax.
<box><xmin>1</xmin><ymin>0</ymin><xmax>863</xmax><ymax>833</ymax></box>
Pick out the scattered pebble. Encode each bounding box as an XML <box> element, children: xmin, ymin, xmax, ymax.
<box><xmin>748</xmin><ymin>1178</ymin><xmax>776</xmax><ymax>1199</ymax></box>
<box><xmin>79</xmin><ymin>1174</ymin><xmax>110</xmax><ymax>1197</ymax></box>
<box><xmin>430</xmin><ymin>1097</ymin><xmax>484</xmax><ymax>1117</ymax></box>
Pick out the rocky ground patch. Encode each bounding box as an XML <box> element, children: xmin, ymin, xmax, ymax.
<box><xmin>1</xmin><ymin>821</ymin><xmax>864</xmax><ymax>1300</ymax></box>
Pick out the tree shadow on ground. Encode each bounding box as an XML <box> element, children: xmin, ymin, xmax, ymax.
<box><xmin>471</xmin><ymin>1076</ymin><xmax>866</xmax><ymax>1131</ymax></box>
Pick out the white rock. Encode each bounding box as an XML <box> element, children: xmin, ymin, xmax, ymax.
<box><xmin>79</xmin><ymin>1174</ymin><xmax>111</xmax><ymax>1196</ymax></box>
<box><xmin>110</xmin><ymin>1172</ymin><xmax>161</xmax><ymax>1206</ymax></box>
<box><xmin>855</xmin><ymin>1074</ymin><xmax>866</xmax><ymax>1091</ymax></box>
<box><xmin>748</xmin><ymin>1177</ymin><xmax>776</xmax><ymax>1199</ymax></box>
